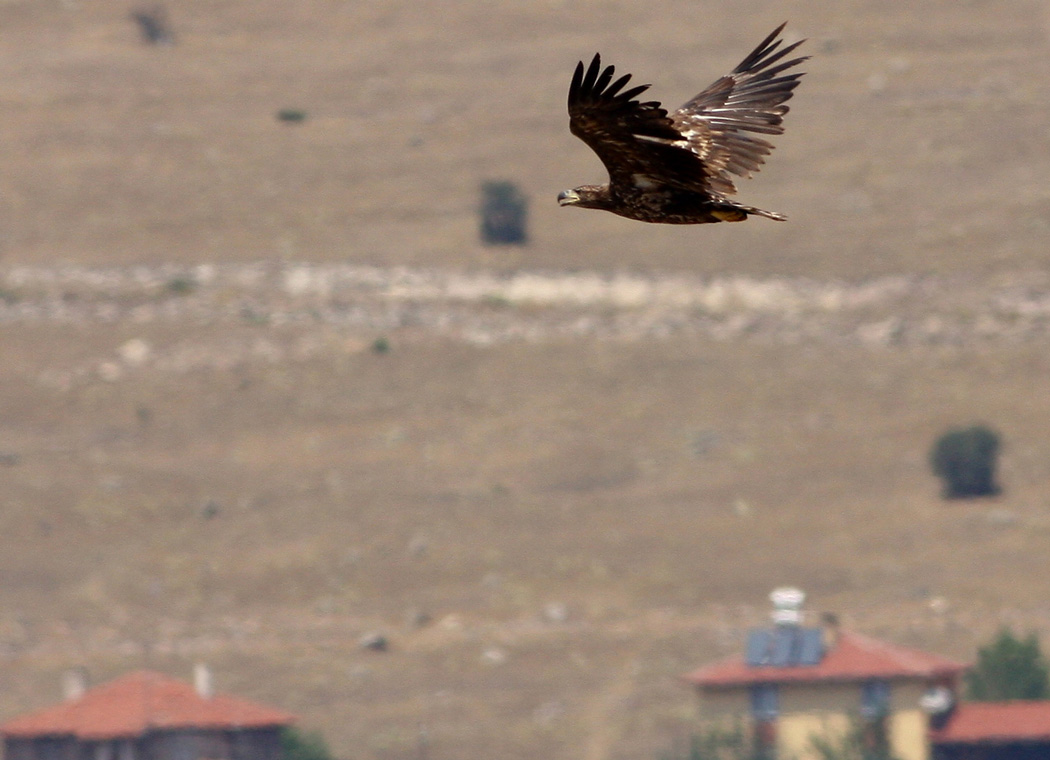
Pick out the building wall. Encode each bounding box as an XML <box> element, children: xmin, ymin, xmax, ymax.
<box><xmin>4</xmin><ymin>727</ymin><xmax>284</xmax><ymax>760</ymax></box>
<box><xmin>697</xmin><ymin>679</ymin><xmax>933</xmax><ymax>760</ymax></box>
<box><xmin>778</xmin><ymin>711</ymin><xmax>851</xmax><ymax>758</ymax></box>
<box><xmin>888</xmin><ymin>682</ymin><xmax>933</xmax><ymax>760</ymax></box>
<box><xmin>146</xmin><ymin>727</ymin><xmax>283</xmax><ymax>760</ymax></box>
<box><xmin>890</xmin><ymin>708</ymin><xmax>930</xmax><ymax>760</ymax></box>
<box><xmin>229</xmin><ymin>727</ymin><xmax>284</xmax><ymax>760</ymax></box>
<box><xmin>3</xmin><ymin>737</ymin><xmax>80</xmax><ymax>760</ymax></box>
<box><xmin>781</xmin><ymin>681</ymin><xmax>863</xmax><ymax>714</ymax></box>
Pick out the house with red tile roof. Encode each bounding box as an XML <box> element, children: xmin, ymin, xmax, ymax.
<box><xmin>682</xmin><ymin>589</ymin><xmax>1050</xmax><ymax>760</ymax></box>
<box><xmin>930</xmin><ymin>700</ymin><xmax>1050</xmax><ymax>760</ymax></box>
<box><xmin>1</xmin><ymin>668</ymin><xmax>294</xmax><ymax>760</ymax></box>
<box><xmin>683</xmin><ymin>590</ymin><xmax>965</xmax><ymax>760</ymax></box>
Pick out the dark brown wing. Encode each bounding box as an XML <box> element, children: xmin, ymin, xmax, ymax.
<box><xmin>567</xmin><ymin>53</ymin><xmax>713</xmax><ymax>192</ymax></box>
<box><xmin>673</xmin><ymin>23</ymin><xmax>808</xmax><ymax>196</ymax></box>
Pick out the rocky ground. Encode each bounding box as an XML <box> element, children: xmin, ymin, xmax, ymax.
<box><xmin>6</xmin><ymin>263</ymin><xmax>1050</xmax><ymax>360</ymax></box>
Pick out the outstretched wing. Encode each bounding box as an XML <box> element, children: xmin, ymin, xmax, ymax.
<box><xmin>567</xmin><ymin>53</ymin><xmax>713</xmax><ymax>192</ymax></box>
<box><xmin>673</xmin><ymin>23</ymin><xmax>808</xmax><ymax>196</ymax></box>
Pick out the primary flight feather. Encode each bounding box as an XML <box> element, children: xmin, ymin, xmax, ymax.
<box><xmin>558</xmin><ymin>24</ymin><xmax>808</xmax><ymax>224</ymax></box>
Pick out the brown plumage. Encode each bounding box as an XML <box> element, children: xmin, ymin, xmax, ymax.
<box><xmin>558</xmin><ymin>24</ymin><xmax>808</xmax><ymax>224</ymax></box>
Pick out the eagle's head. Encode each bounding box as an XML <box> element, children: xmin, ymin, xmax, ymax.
<box><xmin>558</xmin><ymin>185</ymin><xmax>613</xmax><ymax>210</ymax></box>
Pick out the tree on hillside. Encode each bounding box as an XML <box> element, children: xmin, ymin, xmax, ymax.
<box><xmin>966</xmin><ymin>627</ymin><xmax>1050</xmax><ymax>701</ymax></box>
<box><xmin>130</xmin><ymin>6</ymin><xmax>174</xmax><ymax>45</ymax></box>
<box><xmin>929</xmin><ymin>425</ymin><xmax>1001</xmax><ymax>499</ymax></box>
<box><xmin>479</xmin><ymin>180</ymin><xmax>529</xmax><ymax>245</ymax></box>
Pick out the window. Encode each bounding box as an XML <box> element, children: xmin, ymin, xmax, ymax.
<box><xmin>750</xmin><ymin>683</ymin><xmax>779</xmax><ymax>720</ymax></box>
<box><xmin>750</xmin><ymin>685</ymin><xmax>779</xmax><ymax>759</ymax></box>
<box><xmin>861</xmin><ymin>679</ymin><xmax>891</xmax><ymax>719</ymax></box>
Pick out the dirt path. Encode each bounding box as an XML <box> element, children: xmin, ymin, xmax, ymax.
<box><xmin>581</xmin><ymin>657</ymin><xmax>644</xmax><ymax>760</ymax></box>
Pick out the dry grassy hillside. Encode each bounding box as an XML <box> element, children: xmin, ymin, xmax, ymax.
<box><xmin>1</xmin><ymin>0</ymin><xmax>1048</xmax><ymax>274</ymax></box>
<box><xmin>0</xmin><ymin>2</ymin><xmax>1049</xmax><ymax>760</ymax></box>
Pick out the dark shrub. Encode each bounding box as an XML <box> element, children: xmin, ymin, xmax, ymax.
<box><xmin>966</xmin><ymin>627</ymin><xmax>1049</xmax><ymax>701</ymax></box>
<box><xmin>480</xmin><ymin>180</ymin><xmax>528</xmax><ymax>245</ymax></box>
<box><xmin>277</xmin><ymin>108</ymin><xmax>308</xmax><ymax>124</ymax></box>
<box><xmin>280</xmin><ymin>727</ymin><xmax>333</xmax><ymax>760</ymax></box>
<box><xmin>130</xmin><ymin>7</ymin><xmax>174</xmax><ymax>45</ymax></box>
<box><xmin>929</xmin><ymin>424</ymin><xmax>1000</xmax><ymax>498</ymax></box>
<box><xmin>165</xmin><ymin>276</ymin><xmax>196</xmax><ymax>295</ymax></box>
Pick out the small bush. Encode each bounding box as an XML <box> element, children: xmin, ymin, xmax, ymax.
<box><xmin>809</xmin><ymin>715</ymin><xmax>901</xmax><ymax>760</ymax></box>
<box><xmin>277</xmin><ymin>108</ymin><xmax>308</xmax><ymax>124</ymax></box>
<box><xmin>130</xmin><ymin>6</ymin><xmax>174</xmax><ymax>45</ymax></box>
<box><xmin>929</xmin><ymin>424</ymin><xmax>1000</xmax><ymax>499</ymax></box>
<box><xmin>280</xmin><ymin>727</ymin><xmax>333</xmax><ymax>760</ymax></box>
<box><xmin>480</xmin><ymin>180</ymin><xmax>528</xmax><ymax>245</ymax></box>
<box><xmin>165</xmin><ymin>276</ymin><xmax>196</xmax><ymax>296</ymax></box>
<box><xmin>660</xmin><ymin>725</ymin><xmax>764</xmax><ymax>760</ymax></box>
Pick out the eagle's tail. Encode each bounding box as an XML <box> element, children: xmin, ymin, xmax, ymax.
<box><xmin>711</xmin><ymin>202</ymin><xmax>787</xmax><ymax>222</ymax></box>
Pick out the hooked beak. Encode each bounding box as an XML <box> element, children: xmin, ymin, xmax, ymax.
<box><xmin>557</xmin><ymin>189</ymin><xmax>579</xmax><ymax>207</ymax></box>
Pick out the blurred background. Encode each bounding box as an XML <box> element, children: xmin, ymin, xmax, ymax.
<box><xmin>0</xmin><ymin>0</ymin><xmax>1048</xmax><ymax>758</ymax></box>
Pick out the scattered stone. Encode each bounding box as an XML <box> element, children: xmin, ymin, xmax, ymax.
<box><xmin>857</xmin><ymin>317</ymin><xmax>904</xmax><ymax>346</ymax></box>
<box><xmin>542</xmin><ymin>602</ymin><xmax>569</xmax><ymax>624</ymax></box>
<box><xmin>119</xmin><ymin>338</ymin><xmax>152</xmax><ymax>366</ymax></box>
<box><xmin>928</xmin><ymin>596</ymin><xmax>949</xmax><ymax>615</ymax></box>
<box><xmin>359</xmin><ymin>632</ymin><xmax>388</xmax><ymax>652</ymax></box>
<box><xmin>438</xmin><ymin>614</ymin><xmax>463</xmax><ymax>631</ymax></box>
<box><xmin>404</xmin><ymin>608</ymin><xmax>432</xmax><ymax>630</ymax></box>
<box><xmin>481</xmin><ymin>646</ymin><xmax>507</xmax><ymax>665</ymax></box>
<box><xmin>5</xmin><ymin>262</ymin><xmax>1050</xmax><ymax>356</ymax></box>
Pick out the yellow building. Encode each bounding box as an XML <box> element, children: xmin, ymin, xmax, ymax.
<box><xmin>682</xmin><ymin>589</ymin><xmax>967</xmax><ymax>760</ymax></box>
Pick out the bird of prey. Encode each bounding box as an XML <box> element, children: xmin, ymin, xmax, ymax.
<box><xmin>558</xmin><ymin>24</ymin><xmax>807</xmax><ymax>224</ymax></box>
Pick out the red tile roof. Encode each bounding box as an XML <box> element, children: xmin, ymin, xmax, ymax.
<box><xmin>931</xmin><ymin>701</ymin><xmax>1050</xmax><ymax>744</ymax></box>
<box><xmin>683</xmin><ymin>630</ymin><xmax>967</xmax><ymax>687</ymax></box>
<box><xmin>1</xmin><ymin>670</ymin><xmax>295</xmax><ymax>740</ymax></box>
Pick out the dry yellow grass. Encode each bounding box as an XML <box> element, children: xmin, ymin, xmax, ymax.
<box><xmin>0</xmin><ymin>2</ymin><xmax>1049</xmax><ymax>760</ymax></box>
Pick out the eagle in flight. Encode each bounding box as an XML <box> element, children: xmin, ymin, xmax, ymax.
<box><xmin>558</xmin><ymin>24</ymin><xmax>807</xmax><ymax>224</ymax></box>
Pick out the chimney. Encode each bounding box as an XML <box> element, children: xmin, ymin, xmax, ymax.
<box><xmin>769</xmin><ymin>586</ymin><xmax>805</xmax><ymax>626</ymax></box>
<box><xmin>820</xmin><ymin>611</ymin><xmax>842</xmax><ymax>649</ymax></box>
<box><xmin>62</xmin><ymin>667</ymin><xmax>88</xmax><ymax>701</ymax></box>
<box><xmin>193</xmin><ymin>663</ymin><xmax>213</xmax><ymax>699</ymax></box>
